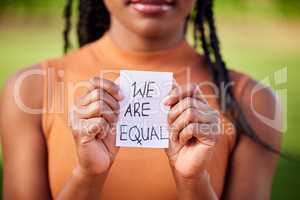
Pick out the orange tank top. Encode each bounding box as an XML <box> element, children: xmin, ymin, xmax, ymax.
<box><xmin>42</xmin><ymin>33</ymin><xmax>250</xmax><ymax>199</ymax></box>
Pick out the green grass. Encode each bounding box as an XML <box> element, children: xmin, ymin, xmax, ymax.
<box><xmin>0</xmin><ymin>17</ymin><xmax>300</xmax><ymax>199</ymax></box>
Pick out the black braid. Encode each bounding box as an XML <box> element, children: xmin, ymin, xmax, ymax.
<box><xmin>63</xmin><ymin>0</ymin><xmax>110</xmax><ymax>52</ymax></box>
<box><xmin>63</xmin><ymin>0</ymin><xmax>282</xmax><ymax>155</ymax></box>
<box><xmin>63</xmin><ymin>0</ymin><xmax>73</xmax><ymax>53</ymax></box>
<box><xmin>77</xmin><ymin>0</ymin><xmax>110</xmax><ymax>47</ymax></box>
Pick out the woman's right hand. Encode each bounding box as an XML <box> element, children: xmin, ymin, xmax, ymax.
<box><xmin>69</xmin><ymin>77</ymin><xmax>123</xmax><ymax>177</ymax></box>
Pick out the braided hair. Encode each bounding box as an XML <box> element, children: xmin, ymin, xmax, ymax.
<box><xmin>63</xmin><ymin>0</ymin><xmax>280</xmax><ymax>153</ymax></box>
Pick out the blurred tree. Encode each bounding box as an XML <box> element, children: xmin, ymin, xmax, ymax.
<box><xmin>275</xmin><ymin>0</ymin><xmax>300</xmax><ymax>17</ymax></box>
<box><xmin>0</xmin><ymin>0</ymin><xmax>62</xmax><ymax>11</ymax></box>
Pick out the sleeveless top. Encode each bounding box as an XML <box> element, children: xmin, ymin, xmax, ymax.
<box><xmin>42</xmin><ymin>33</ymin><xmax>250</xmax><ymax>199</ymax></box>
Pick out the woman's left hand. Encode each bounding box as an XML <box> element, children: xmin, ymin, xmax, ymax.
<box><xmin>164</xmin><ymin>84</ymin><xmax>221</xmax><ymax>180</ymax></box>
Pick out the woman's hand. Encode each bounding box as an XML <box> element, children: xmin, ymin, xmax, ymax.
<box><xmin>69</xmin><ymin>77</ymin><xmax>123</xmax><ymax>177</ymax></box>
<box><xmin>164</xmin><ymin>84</ymin><xmax>220</xmax><ymax>180</ymax></box>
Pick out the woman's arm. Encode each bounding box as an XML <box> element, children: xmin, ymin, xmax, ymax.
<box><xmin>55</xmin><ymin>170</ymin><xmax>107</xmax><ymax>200</ymax></box>
<box><xmin>1</xmin><ymin>65</ymin><xmax>52</xmax><ymax>199</ymax></box>
<box><xmin>1</xmin><ymin>65</ymin><xmax>119</xmax><ymax>200</ymax></box>
<box><xmin>223</xmin><ymin>79</ymin><xmax>282</xmax><ymax>200</ymax></box>
<box><xmin>174</xmin><ymin>171</ymin><xmax>217</xmax><ymax>200</ymax></box>
<box><xmin>164</xmin><ymin>84</ymin><xmax>219</xmax><ymax>200</ymax></box>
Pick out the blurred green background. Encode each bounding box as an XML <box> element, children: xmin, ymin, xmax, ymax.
<box><xmin>0</xmin><ymin>0</ymin><xmax>299</xmax><ymax>199</ymax></box>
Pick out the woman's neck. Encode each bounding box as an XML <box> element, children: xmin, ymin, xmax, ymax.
<box><xmin>108</xmin><ymin>17</ymin><xmax>186</xmax><ymax>53</ymax></box>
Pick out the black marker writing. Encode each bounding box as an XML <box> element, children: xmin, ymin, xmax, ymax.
<box><xmin>132</xmin><ymin>81</ymin><xmax>155</xmax><ymax>98</ymax></box>
<box><xmin>119</xmin><ymin>124</ymin><xmax>169</xmax><ymax>146</ymax></box>
<box><xmin>124</xmin><ymin>102</ymin><xmax>150</xmax><ymax>117</ymax></box>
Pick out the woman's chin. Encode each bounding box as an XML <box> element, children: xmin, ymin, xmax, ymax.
<box><xmin>131</xmin><ymin>20</ymin><xmax>173</xmax><ymax>37</ymax></box>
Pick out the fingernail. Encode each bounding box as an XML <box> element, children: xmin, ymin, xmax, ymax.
<box><xmin>118</xmin><ymin>90</ymin><xmax>124</xmax><ymax>100</ymax></box>
<box><xmin>163</xmin><ymin>95</ymin><xmax>171</xmax><ymax>105</ymax></box>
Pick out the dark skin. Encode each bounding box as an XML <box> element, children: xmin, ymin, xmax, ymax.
<box><xmin>1</xmin><ymin>0</ymin><xmax>282</xmax><ymax>199</ymax></box>
<box><xmin>106</xmin><ymin>0</ymin><xmax>194</xmax><ymax>51</ymax></box>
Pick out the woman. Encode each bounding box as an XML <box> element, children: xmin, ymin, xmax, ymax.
<box><xmin>0</xmin><ymin>0</ymin><xmax>282</xmax><ymax>199</ymax></box>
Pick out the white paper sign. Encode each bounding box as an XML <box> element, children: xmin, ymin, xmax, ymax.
<box><xmin>116</xmin><ymin>70</ymin><xmax>173</xmax><ymax>148</ymax></box>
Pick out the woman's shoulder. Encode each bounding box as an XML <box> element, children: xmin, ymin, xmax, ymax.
<box><xmin>228</xmin><ymin>69</ymin><xmax>282</xmax><ymax>148</ymax></box>
<box><xmin>1</xmin><ymin>64</ymin><xmax>44</xmax><ymax>129</ymax></box>
<box><xmin>228</xmin><ymin>69</ymin><xmax>276</xmax><ymax>106</ymax></box>
<box><xmin>228</xmin><ymin>69</ymin><xmax>275</xmax><ymax>103</ymax></box>
<box><xmin>1</xmin><ymin>41</ymin><xmax>102</xmax><ymax>118</ymax></box>
<box><xmin>2</xmin><ymin>64</ymin><xmax>44</xmax><ymax>109</ymax></box>
<box><xmin>228</xmin><ymin>69</ymin><xmax>252</xmax><ymax>97</ymax></box>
